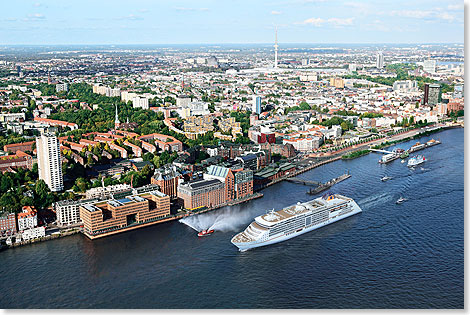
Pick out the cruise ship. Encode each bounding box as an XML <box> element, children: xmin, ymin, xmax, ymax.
<box><xmin>231</xmin><ymin>194</ymin><xmax>362</xmax><ymax>251</ymax></box>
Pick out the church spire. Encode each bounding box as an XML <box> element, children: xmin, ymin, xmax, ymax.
<box><xmin>114</xmin><ymin>103</ymin><xmax>120</xmax><ymax>129</ymax></box>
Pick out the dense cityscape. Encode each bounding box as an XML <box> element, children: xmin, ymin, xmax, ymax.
<box><xmin>0</xmin><ymin>39</ymin><xmax>463</xmax><ymax>245</ymax></box>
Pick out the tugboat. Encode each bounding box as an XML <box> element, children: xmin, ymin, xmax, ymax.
<box><xmin>198</xmin><ymin>229</ymin><xmax>215</xmax><ymax>237</ymax></box>
<box><xmin>381</xmin><ymin>176</ymin><xmax>392</xmax><ymax>181</ymax></box>
<box><xmin>396</xmin><ymin>196</ymin><xmax>407</xmax><ymax>204</ymax></box>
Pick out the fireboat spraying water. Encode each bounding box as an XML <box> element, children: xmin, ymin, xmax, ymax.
<box><xmin>197</xmin><ymin>229</ymin><xmax>215</xmax><ymax>237</ymax></box>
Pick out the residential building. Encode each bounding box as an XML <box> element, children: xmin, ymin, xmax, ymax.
<box><xmin>85</xmin><ymin>184</ymin><xmax>132</xmax><ymax>199</ymax></box>
<box><xmin>0</xmin><ymin>212</ymin><xmax>17</xmax><ymax>235</ymax></box>
<box><xmin>0</xmin><ymin>150</ymin><xmax>33</xmax><ymax>171</ymax></box>
<box><xmin>17</xmin><ymin>206</ymin><xmax>38</xmax><ymax>231</ymax></box>
<box><xmin>133</xmin><ymin>96</ymin><xmax>149</xmax><ymax>110</ymax></box>
<box><xmin>21</xmin><ymin>226</ymin><xmax>46</xmax><ymax>241</ymax></box>
<box><xmin>423</xmin><ymin>59</ymin><xmax>436</xmax><ymax>73</ymax></box>
<box><xmin>330</xmin><ymin>77</ymin><xmax>344</xmax><ymax>88</ymax></box>
<box><xmin>36</xmin><ymin>133</ymin><xmax>64</xmax><ymax>192</ymax></box>
<box><xmin>393</xmin><ymin>80</ymin><xmax>418</xmax><ymax>92</ymax></box>
<box><xmin>54</xmin><ymin>198</ymin><xmax>100</xmax><ymax>227</ymax></box>
<box><xmin>56</xmin><ymin>83</ymin><xmax>68</xmax><ymax>93</ymax></box>
<box><xmin>4</xmin><ymin>141</ymin><xmax>34</xmax><ymax>153</ymax></box>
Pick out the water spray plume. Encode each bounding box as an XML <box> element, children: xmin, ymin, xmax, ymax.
<box><xmin>180</xmin><ymin>207</ymin><xmax>253</xmax><ymax>233</ymax></box>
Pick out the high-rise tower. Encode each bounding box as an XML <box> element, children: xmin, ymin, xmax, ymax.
<box><xmin>376</xmin><ymin>51</ymin><xmax>384</xmax><ymax>69</ymax></box>
<box><xmin>274</xmin><ymin>28</ymin><xmax>279</xmax><ymax>68</ymax></box>
<box><xmin>36</xmin><ymin>133</ymin><xmax>63</xmax><ymax>192</ymax></box>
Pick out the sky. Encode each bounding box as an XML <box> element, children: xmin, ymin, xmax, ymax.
<box><xmin>0</xmin><ymin>0</ymin><xmax>465</xmax><ymax>45</ymax></box>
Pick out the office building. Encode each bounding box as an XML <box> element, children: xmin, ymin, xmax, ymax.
<box><xmin>376</xmin><ymin>52</ymin><xmax>384</xmax><ymax>68</ymax></box>
<box><xmin>80</xmin><ymin>190</ymin><xmax>171</xmax><ymax>239</ymax></box>
<box><xmin>423</xmin><ymin>83</ymin><xmax>440</xmax><ymax>106</ymax></box>
<box><xmin>252</xmin><ymin>96</ymin><xmax>262</xmax><ymax>114</ymax></box>
<box><xmin>177</xmin><ymin>178</ymin><xmax>225</xmax><ymax>210</ymax></box>
<box><xmin>36</xmin><ymin>133</ymin><xmax>64</xmax><ymax>192</ymax></box>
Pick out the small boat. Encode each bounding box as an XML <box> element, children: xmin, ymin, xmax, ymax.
<box><xmin>401</xmin><ymin>160</ymin><xmax>405</xmax><ymax>163</ymax></box>
<box><xmin>198</xmin><ymin>229</ymin><xmax>214</xmax><ymax>237</ymax></box>
<box><xmin>396</xmin><ymin>197</ymin><xmax>407</xmax><ymax>204</ymax></box>
<box><xmin>381</xmin><ymin>176</ymin><xmax>392</xmax><ymax>181</ymax></box>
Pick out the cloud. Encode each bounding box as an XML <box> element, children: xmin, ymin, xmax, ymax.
<box><xmin>24</xmin><ymin>13</ymin><xmax>46</xmax><ymax>21</ymax></box>
<box><xmin>296</xmin><ymin>17</ymin><xmax>354</xmax><ymax>27</ymax></box>
<box><xmin>297</xmin><ymin>17</ymin><xmax>325</xmax><ymax>26</ymax></box>
<box><xmin>175</xmin><ymin>7</ymin><xmax>209</xmax><ymax>12</ymax></box>
<box><xmin>327</xmin><ymin>17</ymin><xmax>354</xmax><ymax>26</ymax></box>
<box><xmin>116</xmin><ymin>14</ymin><xmax>143</xmax><ymax>21</ymax></box>
<box><xmin>271</xmin><ymin>10</ymin><xmax>282</xmax><ymax>15</ymax></box>
<box><xmin>391</xmin><ymin>10</ymin><xmax>433</xmax><ymax>19</ymax></box>
<box><xmin>438</xmin><ymin>12</ymin><xmax>455</xmax><ymax>21</ymax></box>
<box><xmin>344</xmin><ymin>2</ymin><xmax>372</xmax><ymax>15</ymax></box>
<box><xmin>390</xmin><ymin>9</ymin><xmax>457</xmax><ymax>22</ymax></box>
<box><xmin>447</xmin><ymin>3</ymin><xmax>464</xmax><ymax>10</ymax></box>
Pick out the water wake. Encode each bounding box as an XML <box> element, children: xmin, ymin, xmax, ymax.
<box><xmin>179</xmin><ymin>207</ymin><xmax>253</xmax><ymax>233</ymax></box>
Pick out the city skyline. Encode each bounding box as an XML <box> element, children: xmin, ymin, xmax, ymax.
<box><xmin>0</xmin><ymin>0</ymin><xmax>464</xmax><ymax>45</ymax></box>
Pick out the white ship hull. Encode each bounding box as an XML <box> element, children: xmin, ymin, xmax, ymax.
<box><xmin>231</xmin><ymin>198</ymin><xmax>362</xmax><ymax>252</ymax></box>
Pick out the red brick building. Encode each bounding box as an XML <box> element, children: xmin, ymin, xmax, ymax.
<box><xmin>4</xmin><ymin>141</ymin><xmax>34</xmax><ymax>153</ymax></box>
<box><xmin>0</xmin><ymin>150</ymin><xmax>33</xmax><ymax>172</ymax></box>
<box><xmin>177</xmin><ymin>178</ymin><xmax>225</xmax><ymax>210</ymax></box>
<box><xmin>0</xmin><ymin>213</ymin><xmax>17</xmax><ymax>234</ymax></box>
<box><xmin>205</xmin><ymin>165</ymin><xmax>254</xmax><ymax>202</ymax></box>
<box><xmin>151</xmin><ymin>166</ymin><xmax>183</xmax><ymax>198</ymax></box>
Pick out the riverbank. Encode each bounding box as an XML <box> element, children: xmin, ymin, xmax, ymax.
<box><xmin>3</xmin><ymin>228</ymin><xmax>81</xmax><ymax>250</ymax></box>
<box><xmin>342</xmin><ymin>150</ymin><xmax>370</xmax><ymax>160</ymax></box>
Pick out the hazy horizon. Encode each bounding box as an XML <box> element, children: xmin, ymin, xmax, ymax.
<box><xmin>0</xmin><ymin>0</ymin><xmax>464</xmax><ymax>45</ymax></box>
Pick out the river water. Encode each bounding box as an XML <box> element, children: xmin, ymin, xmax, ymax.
<box><xmin>0</xmin><ymin>128</ymin><xmax>463</xmax><ymax>308</ymax></box>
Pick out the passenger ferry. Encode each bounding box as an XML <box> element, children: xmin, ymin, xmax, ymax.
<box><xmin>407</xmin><ymin>155</ymin><xmax>426</xmax><ymax>167</ymax></box>
<box><xmin>409</xmin><ymin>141</ymin><xmax>426</xmax><ymax>152</ymax></box>
<box><xmin>426</xmin><ymin>139</ymin><xmax>440</xmax><ymax>147</ymax></box>
<box><xmin>231</xmin><ymin>194</ymin><xmax>362</xmax><ymax>252</ymax></box>
<box><xmin>378</xmin><ymin>153</ymin><xmax>398</xmax><ymax>164</ymax></box>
